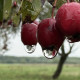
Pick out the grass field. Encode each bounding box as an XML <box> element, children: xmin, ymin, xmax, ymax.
<box><xmin>0</xmin><ymin>64</ymin><xmax>80</xmax><ymax>80</ymax></box>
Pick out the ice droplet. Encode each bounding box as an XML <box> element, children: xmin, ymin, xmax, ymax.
<box><xmin>24</xmin><ymin>45</ymin><xmax>36</xmax><ymax>53</ymax></box>
<box><xmin>43</xmin><ymin>49</ymin><xmax>57</xmax><ymax>59</ymax></box>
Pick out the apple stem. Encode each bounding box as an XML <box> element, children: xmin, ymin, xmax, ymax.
<box><xmin>67</xmin><ymin>0</ymin><xmax>70</xmax><ymax>3</ymax></box>
<box><xmin>52</xmin><ymin>0</ymin><xmax>57</xmax><ymax>18</ymax></box>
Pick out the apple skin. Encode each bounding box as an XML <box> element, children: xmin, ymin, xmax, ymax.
<box><xmin>56</xmin><ymin>2</ymin><xmax>80</xmax><ymax>42</ymax></box>
<box><xmin>37</xmin><ymin>18</ymin><xmax>64</xmax><ymax>51</ymax></box>
<box><xmin>21</xmin><ymin>23</ymin><xmax>38</xmax><ymax>46</ymax></box>
<box><xmin>67</xmin><ymin>34</ymin><xmax>80</xmax><ymax>43</ymax></box>
<box><xmin>56</xmin><ymin>2</ymin><xmax>80</xmax><ymax>36</ymax></box>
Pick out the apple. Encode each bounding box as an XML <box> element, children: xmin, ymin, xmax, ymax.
<box><xmin>56</xmin><ymin>2</ymin><xmax>80</xmax><ymax>42</ymax></box>
<box><xmin>21</xmin><ymin>23</ymin><xmax>37</xmax><ymax>45</ymax></box>
<box><xmin>21</xmin><ymin>23</ymin><xmax>38</xmax><ymax>53</ymax></box>
<box><xmin>37</xmin><ymin>18</ymin><xmax>64</xmax><ymax>58</ymax></box>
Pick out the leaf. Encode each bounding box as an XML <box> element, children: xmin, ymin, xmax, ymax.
<box><xmin>12</xmin><ymin>14</ymin><xmax>20</xmax><ymax>27</ymax></box>
<box><xmin>39</xmin><ymin>1</ymin><xmax>52</xmax><ymax>20</ymax></box>
<box><xmin>18</xmin><ymin>0</ymin><xmax>42</xmax><ymax>24</ymax></box>
<box><xmin>11</xmin><ymin>0</ymin><xmax>21</xmax><ymax>27</ymax></box>
<box><xmin>56</xmin><ymin>0</ymin><xmax>66</xmax><ymax>9</ymax></box>
<box><xmin>3</xmin><ymin>0</ymin><xmax>12</xmax><ymax>20</ymax></box>
<box><xmin>0</xmin><ymin>0</ymin><xmax>4</xmax><ymax>22</ymax></box>
<box><xmin>48</xmin><ymin>0</ymin><xmax>66</xmax><ymax>9</ymax></box>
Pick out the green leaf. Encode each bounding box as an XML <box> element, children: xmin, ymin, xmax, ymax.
<box><xmin>18</xmin><ymin>0</ymin><xmax>42</xmax><ymax>24</ymax></box>
<box><xmin>12</xmin><ymin>14</ymin><xmax>20</xmax><ymax>27</ymax></box>
<box><xmin>0</xmin><ymin>0</ymin><xmax>4</xmax><ymax>22</ymax></box>
<box><xmin>0</xmin><ymin>0</ymin><xmax>21</xmax><ymax>27</ymax></box>
<box><xmin>56</xmin><ymin>0</ymin><xmax>66</xmax><ymax>9</ymax></box>
<box><xmin>39</xmin><ymin>1</ymin><xmax>52</xmax><ymax>20</ymax></box>
<box><xmin>11</xmin><ymin>0</ymin><xmax>21</xmax><ymax>27</ymax></box>
<box><xmin>3</xmin><ymin>0</ymin><xmax>12</xmax><ymax>20</ymax></box>
<box><xmin>48</xmin><ymin>0</ymin><xmax>66</xmax><ymax>9</ymax></box>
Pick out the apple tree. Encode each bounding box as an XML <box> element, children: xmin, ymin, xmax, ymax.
<box><xmin>0</xmin><ymin>0</ymin><xmax>80</xmax><ymax>79</ymax></box>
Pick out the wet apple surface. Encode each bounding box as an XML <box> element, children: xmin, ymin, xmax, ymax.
<box><xmin>21</xmin><ymin>23</ymin><xmax>38</xmax><ymax>53</ymax></box>
<box><xmin>37</xmin><ymin>18</ymin><xmax>64</xmax><ymax>58</ymax></box>
<box><xmin>56</xmin><ymin>2</ymin><xmax>80</xmax><ymax>42</ymax></box>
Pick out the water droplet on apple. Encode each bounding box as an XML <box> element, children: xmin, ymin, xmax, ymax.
<box><xmin>24</xmin><ymin>45</ymin><xmax>36</xmax><ymax>53</ymax></box>
<box><xmin>43</xmin><ymin>49</ymin><xmax>57</xmax><ymax>59</ymax></box>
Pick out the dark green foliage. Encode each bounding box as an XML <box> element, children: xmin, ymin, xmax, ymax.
<box><xmin>18</xmin><ymin>0</ymin><xmax>42</xmax><ymax>24</ymax></box>
<box><xmin>56</xmin><ymin>0</ymin><xmax>66</xmax><ymax>9</ymax></box>
<box><xmin>0</xmin><ymin>0</ymin><xmax>12</xmax><ymax>22</ymax></box>
<box><xmin>0</xmin><ymin>56</ymin><xmax>80</xmax><ymax>64</ymax></box>
<box><xmin>0</xmin><ymin>0</ymin><xmax>4</xmax><ymax>22</ymax></box>
<box><xmin>4</xmin><ymin>0</ymin><xmax>12</xmax><ymax>20</ymax></box>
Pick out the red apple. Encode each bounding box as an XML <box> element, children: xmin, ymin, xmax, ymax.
<box><xmin>21</xmin><ymin>22</ymin><xmax>38</xmax><ymax>53</ymax></box>
<box><xmin>56</xmin><ymin>2</ymin><xmax>80</xmax><ymax>42</ymax></box>
<box><xmin>67</xmin><ymin>34</ymin><xmax>80</xmax><ymax>43</ymax></box>
<box><xmin>37</xmin><ymin>18</ymin><xmax>64</xmax><ymax>58</ymax></box>
<box><xmin>21</xmin><ymin>23</ymin><xmax>37</xmax><ymax>45</ymax></box>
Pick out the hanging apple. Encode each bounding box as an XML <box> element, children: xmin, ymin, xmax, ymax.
<box><xmin>21</xmin><ymin>23</ymin><xmax>38</xmax><ymax>53</ymax></box>
<box><xmin>56</xmin><ymin>2</ymin><xmax>80</xmax><ymax>43</ymax></box>
<box><xmin>37</xmin><ymin>18</ymin><xmax>64</xmax><ymax>59</ymax></box>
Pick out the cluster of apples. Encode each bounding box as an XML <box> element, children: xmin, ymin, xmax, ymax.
<box><xmin>21</xmin><ymin>0</ymin><xmax>80</xmax><ymax>59</ymax></box>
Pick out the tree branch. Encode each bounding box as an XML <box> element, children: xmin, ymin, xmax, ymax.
<box><xmin>58</xmin><ymin>52</ymin><xmax>62</xmax><ymax>56</ymax></box>
<box><xmin>66</xmin><ymin>43</ymin><xmax>74</xmax><ymax>55</ymax></box>
<box><xmin>61</xmin><ymin>43</ymin><xmax>65</xmax><ymax>54</ymax></box>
